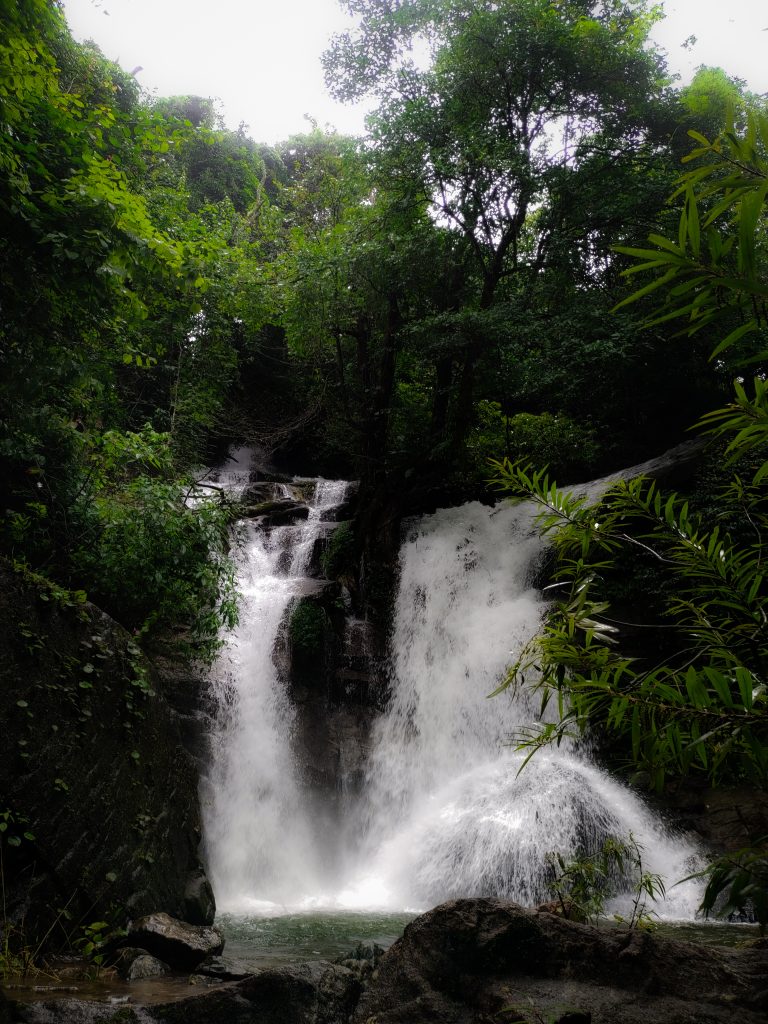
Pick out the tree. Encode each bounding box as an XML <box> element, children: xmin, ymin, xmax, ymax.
<box><xmin>0</xmin><ymin>6</ymin><xmax>250</xmax><ymax>655</ymax></box>
<box><xmin>323</xmin><ymin>0</ymin><xmax>690</xmax><ymax>460</ymax></box>
<box><xmin>269</xmin><ymin>130</ymin><xmax>449</xmax><ymax>476</ymax></box>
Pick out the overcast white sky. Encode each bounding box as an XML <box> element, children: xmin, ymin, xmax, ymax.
<box><xmin>61</xmin><ymin>0</ymin><xmax>768</xmax><ymax>145</ymax></box>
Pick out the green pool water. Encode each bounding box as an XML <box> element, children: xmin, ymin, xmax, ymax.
<box><xmin>215</xmin><ymin>911</ymin><xmax>760</xmax><ymax>967</ymax></box>
<box><xmin>217</xmin><ymin>910</ymin><xmax>417</xmax><ymax>967</ymax></box>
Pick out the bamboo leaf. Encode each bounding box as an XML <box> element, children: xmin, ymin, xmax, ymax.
<box><xmin>710</xmin><ymin>319</ymin><xmax>758</xmax><ymax>359</ymax></box>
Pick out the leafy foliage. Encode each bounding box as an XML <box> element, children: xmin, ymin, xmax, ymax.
<box><xmin>547</xmin><ymin>833</ymin><xmax>665</xmax><ymax>929</ymax></box>
<box><xmin>614</xmin><ymin>110</ymin><xmax>768</xmax><ymax>361</ymax></box>
<box><xmin>492</xmin><ymin>458</ymin><xmax>768</xmax><ymax>790</ymax></box>
<box><xmin>288</xmin><ymin>600</ymin><xmax>329</xmax><ymax>660</ymax></box>
<box><xmin>75</xmin><ymin>474</ymin><xmax>238</xmax><ymax>658</ymax></box>
<box><xmin>0</xmin><ymin>7</ymin><xmax>255</xmax><ymax>660</ymax></box>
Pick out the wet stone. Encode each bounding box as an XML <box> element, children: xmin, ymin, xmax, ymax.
<box><xmin>112</xmin><ymin>947</ymin><xmax>170</xmax><ymax>981</ymax></box>
<box><xmin>127</xmin><ymin>913</ymin><xmax>224</xmax><ymax>970</ymax></box>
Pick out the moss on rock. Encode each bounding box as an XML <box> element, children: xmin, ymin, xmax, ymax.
<box><xmin>289</xmin><ymin>599</ymin><xmax>329</xmax><ymax>660</ymax></box>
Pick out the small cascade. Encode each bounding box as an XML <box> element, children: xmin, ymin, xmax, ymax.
<box><xmin>202</xmin><ymin>446</ymin><xmax>260</xmax><ymax>500</ymax></box>
<box><xmin>201</xmin><ymin>475</ymin><xmax>348</xmax><ymax>912</ymax></box>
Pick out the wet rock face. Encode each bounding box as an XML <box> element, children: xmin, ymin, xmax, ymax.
<box><xmin>352</xmin><ymin>899</ymin><xmax>768</xmax><ymax>1024</ymax></box>
<box><xmin>0</xmin><ymin>563</ymin><xmax>215</xmax><ymax>949</ymax></box>
<box><xmin>243</xmin><ymin>499</ymin><xmax>310</xmax><ymax>528</ymax></box>
<box><xmin>277</xmin><ymin>593</ymin><xmax>387</xmax><ymax>805</ymax></box>
<box><xmin>127</xmin><ymin>913</ymin><xmax>224</xmax><ymax>970</ymax></box>
<box><xmin>658</xmin><ymin>779</ymin><xmax>768</xmax><ymax>854</ymax></box>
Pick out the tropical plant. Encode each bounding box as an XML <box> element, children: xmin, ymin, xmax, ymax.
<box><xmin>547</xmin><ymin>833</ymin><xmax>664</xmax><ymax>929</ymax></box>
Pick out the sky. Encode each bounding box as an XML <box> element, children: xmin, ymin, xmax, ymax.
<box><xmin>61</xmin><ymin>0</ymin><xmax>768</xmax><ymax>145</ymax></box>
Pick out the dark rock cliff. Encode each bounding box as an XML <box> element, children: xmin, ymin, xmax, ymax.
<box><xmin>0</xmin><ymin>561</ymin><xmax>214</xmax><ymax>952</ymax></box>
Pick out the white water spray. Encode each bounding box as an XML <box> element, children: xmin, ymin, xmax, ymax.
<box><xmin>339</xmin><ymin>498</ymin><xmax>703</xmax><ymax>917</ymax></box>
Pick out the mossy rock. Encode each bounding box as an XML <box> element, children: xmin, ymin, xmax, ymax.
<box><xmin>289</xmin><ymin>599</ymin><xmax>329</xmax><ymax>659</ymax></box>
<box><xmin>321</xmin><ymin>521</ymin><xmax>356</xmax><ymax>580</ymax></box>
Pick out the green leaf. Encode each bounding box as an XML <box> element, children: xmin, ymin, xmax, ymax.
<box><xmin>710</xmin><ymin>319</ymin><xmax>758</xmax><ymax>359</ymax></box>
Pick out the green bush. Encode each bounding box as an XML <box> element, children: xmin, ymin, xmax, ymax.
<box><xmin>321</xmin><ymin>521</ymin><xmax>355</xmax><ymax>580</ymax></box>
<box><xmin>73</xmin><ymin>475</ymin><xmax>236</xmax><ymax>660</ymax></box>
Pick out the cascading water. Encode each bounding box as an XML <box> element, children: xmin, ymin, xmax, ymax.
<box><xmin>202</xmin><ymin>475</ymin><xmax>349</xmax><ymax>912</ymax></box>
<box><xmin>202</xmin><ymin>454</ymin><xmax>704</xmax><ymax>923</ymax></box>
<box><xmin>340</xmin><ymin>498</ymin><xmax>703</xmax><ymax>917</ymax></box>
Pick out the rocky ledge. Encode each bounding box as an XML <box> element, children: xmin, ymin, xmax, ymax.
<box><xmin>3</xmin><ymin>900</ymin><xmax>766</xmax><ymax>1024</ymax></box>
<box><xmin>353</xmin><ymin>898</ymin><xmax>767</xmax><ymax>1024</ymax></box>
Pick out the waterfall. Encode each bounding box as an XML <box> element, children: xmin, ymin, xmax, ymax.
<box><xmin>339</xmin><ymin>498</ymin><xmax>703</xmax><ymax>917</ymax></box>
<box><xmin>202</xmin><ymin>475</ymin><xmax>348</xmax><ymax>913</ymax></box>
<box><xmin>202</xmin><ymin>455</ymin><xmax>704</xmax><ymax>920</ymax></box>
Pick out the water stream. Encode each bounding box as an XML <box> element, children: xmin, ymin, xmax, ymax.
<box><xmin>202</xmin><ymin>462</ymin><xmax>348</xmax><ymax>912</ymax></box>
<box><xmin>202</xmin><ymin>452</ymin><xmax>705</xmax><ymax>938</ymax></box>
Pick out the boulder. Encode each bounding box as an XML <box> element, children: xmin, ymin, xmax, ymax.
<box><xmin>152</xmin><ymin>962</ymin><xmax>360</xmax><ymax>1024</ymax></box>
<box><xmin>127</xmin><ymin>913</ymin><xmax>224</xmax><ymax>970</ymax></box>
<box><xmin>239</xmin><ymin>482</ymin><xmax>288</xmax><ymax>505</ymax></box>
<box><xmin>239</xmin><ymin>499</ymin><xmax>310</xmax><ymax>527</ymax></box>
<box><xmin>352</xmin><ymin>899</ymin><xmax>768</xmax><ymax>1024</ymax></box>
<box><xmin>195</xmin><ymin>955</ymin><xmax>254</xmax><ymax>981</ymax></box>
<box><xmin>259</xmin><ymin>502</ymin><xmax>310</xmax><ymax>528</ymax></box>
<box><xmin>248</xmin><ymin>469</ymin><xmax>294</xmax><ymax>484</ymax></box>
<box><xmin>181</xmin><ymin>870</ymin><xmax>217</xmax><ymax>926</ymax></box>
<box><xmin>335</xmin><ymin>941</ymin><xmax>386</xmax><ymax>986</ymax></box>
<box><xmin>112</xmin><ymin>946</ymin><xmax>170</xmax><ymax>981</ymax></box>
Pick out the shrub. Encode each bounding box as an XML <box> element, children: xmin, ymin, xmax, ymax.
<box><xmin>288</xmin><ymin>599</ymin><xmax>328</xmax><ymax>659</ymax></box>
<box><xmin>321</xmin><ymin>521</ymin><xmax>356</xmax><ymax>580</ymax></box>
<box><xmin>74</xmin><ymin>475</ymin><xmax>237</xmax><ymax>660</ymax></box>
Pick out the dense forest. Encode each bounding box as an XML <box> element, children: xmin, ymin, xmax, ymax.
<box><xmin>1</xmin><ymin>0</ymin><xmax>767</xmax><ymax>979</ymax></box>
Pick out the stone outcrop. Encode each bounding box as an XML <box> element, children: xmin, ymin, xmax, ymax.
<box><xmin>112</xmin><ymin>947</ymin><xmax>170</xmax><ymax>981</ymax></box>
<box><xmin>656</xmin><ymin>778</ymin><xmax>768</xmax><ymax>855</ymax></box>
<box><xmin>0</xmin><ymin>561</ymin><xmax>215</xmax><ymax>950</ymax></box>
<box><xmin>352</xmin><ymin>899</ymin><xmax>768</xmax><ymax>1024</ymax></box>
<box><xmin>6</xmin><ymin>962</ymin><xmax>361</xmax><ymax>1024</ymax></box>
<box><xmin>126</xmin><ymin>913</ymin><xmax>224</xmax><ymax>970</ymax></box>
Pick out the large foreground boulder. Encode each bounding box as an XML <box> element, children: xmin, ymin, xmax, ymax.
<box><xmin>352</xmin><ymin>899</ymin><xmax>768</xmax><ymax>1024</ymax></box>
